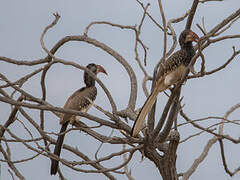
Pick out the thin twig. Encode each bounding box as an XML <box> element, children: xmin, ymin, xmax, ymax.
<box><xmin>0</xmin><ymin>144</ymin><xmax>25</xmax><ymax>180</ymax></box>
<box><xmin>157</xmin><ymin>0</ymin><xmax>167</xmax><ymax>63</ymax></box>
<box><xmin>182</xmin><ymin>137</ymin><xmax>218</xmax><ymax>180</ymax></box>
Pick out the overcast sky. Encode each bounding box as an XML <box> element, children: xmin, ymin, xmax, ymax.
<box><xmin>1</xmin><ymin>0</ymin><xmax>240</xmax><ymax>180</ymax></box>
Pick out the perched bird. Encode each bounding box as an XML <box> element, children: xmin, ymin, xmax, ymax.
<box><xmin>50</xmin><ymin>63</ymin><xmax>107</xmax><ymax>175</ymax></box>
<box><xmin>131</xmin><ymin>29</ymin><xmax>199</xmax><ymax>137</ymax></box>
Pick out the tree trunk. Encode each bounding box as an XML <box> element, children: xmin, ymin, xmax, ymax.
<box><xmin>144</xmin><ymin>131</ymin><xmax>180</xmax><ymax>180</ymax></box>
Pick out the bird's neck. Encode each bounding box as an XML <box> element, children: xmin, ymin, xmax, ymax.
<box><xmin>182</xmin><ymin>42</ymin><xmax>195</xmax><ymax>65</ymax></box>
<box><xmin>84</xmin><ymin>74</ymin><xmax>96</xmax><ymax>87</ymax></box>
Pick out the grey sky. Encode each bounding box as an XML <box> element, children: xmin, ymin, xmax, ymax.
<box><xmin>1</xmin><ymin>0</ymin><xmax>240</xmax><ymax>180</ymax></box>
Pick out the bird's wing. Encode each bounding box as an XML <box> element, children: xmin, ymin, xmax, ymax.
<box><xmin>155</xmin><ymin>50</ymin><xmax>188</xmax><ymax>90</ymax></box>
<box><xmin>60</xmin><ymin>86</ymin><xmax>97</xmax><ymax>124</ymax></box>
<box><xmin>157</xmin><ymin>50</ymin><xmax>187</xmax><ymax>79</ymax></box>
<box><xmin>131</xmin><ymin>50</ymin><xmax>188</xmax><ymax>137</ymax></box>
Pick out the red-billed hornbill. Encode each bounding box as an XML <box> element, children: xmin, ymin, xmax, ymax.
<box><xmin>131</xmin><ymin>29</ymin><xmax>199</xmax><ymax>137</ymax></box>
<box><xmin>50</xmin><ymin>63</ymin><xmax>107</xmax><ymax>175</ymax></box>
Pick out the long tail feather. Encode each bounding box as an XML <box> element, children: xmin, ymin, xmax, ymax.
<box><xmin>131</xmin><ymin>88</ymin><xmax>159</xmax><ymax>137</ymax></box>
<box><xmin>50</xmin><ymin>122</ymin><xmax>68</xmax><ymax>175</ymax></box>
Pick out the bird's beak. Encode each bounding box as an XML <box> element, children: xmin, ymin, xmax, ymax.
<box><xmin>185</xmin><ymin>31</ymin><xmax>199</xmax><ymax>43</ymax></box>
<box><xmin>192</xmin><ymin>32</ymin><xmax>199</xmax><ymax>43</ymax></box>
<box><xmin>96</xmin><ymin>65</ymin><xmax>108</xmax><ymax>75</ymax></box>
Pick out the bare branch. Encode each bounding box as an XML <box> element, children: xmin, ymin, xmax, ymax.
<box><xmin>188</xmin><ymin>47</ymin><xmax>240</xmax><ymax>79</ymax></box>
<box><xmin>157</xmin><ymin>0</ymin><xmax>167</xmax><ymax>63</ymax></box>
<box><xmin>50</xmin><ymin>35</ymin><xmax>137</xmax><ymax>111</ymax></box>
<box><xmin>185</xmin><ymin>0</ymin><xmax>199</xmax><ymax>29</ymax></box>
<box><xmin>1</xmin><ymin>2</ymin><xmax>240</xmax><ymax>180</ymax></box>
<box><xmin>217</xmin><ymin>103</ymin><xmax>240</xmax><ymax>176</ymax></box>
<box><xmin>123</xmin><ymin>144</ymin><xmax>135</xmax><ymax>180</ymax></box>
<box><xmin>199</xmin><ymin>0</ymin><xmax>223</xmax><ymax>3</ymax></box>
<box><xmin>135</xmin><ymin>0</ymin><xmax>165</xmax><ymax>32</ymax></box>
<box><xmin>0</xmin><ymin>144</ymin><xmax>25</xmax><ymax>180</ymax></box>
<box><xmin>180</xmin><ymin>109</ymin><xmax>240</xmax><ymax>144</ymax></box>
<box><xmin>166</xmin><ymin>10</ymin><xmax>190</xmax><ymax>57</ymax></box>
<box><xmin>8</xmin><ymin>169</ymin><xmax>16</xmax><ymax>180</ymax></box>
<box><xmin>182</xmin><ymin>137</ymin><xmax>218</xmax><ymax>180</ymax></box>
<box><xmin>0</xmin><ymin>56</ymin><xmax>49</xmax><ymax>66</ymax></box>
<box><xmin>218</xmin><ymin>139</ymin><xmax>240</xmax><ymax>177</ymax></box>
<box><xmin>0</xmin><ymin>95</ymin><xmax>24</xmax><ymax>142</ymax></box>
<box><xmin>157</xmin><ymin>88</ymin><xmax>181</xmax><ymax>143</ymax></box>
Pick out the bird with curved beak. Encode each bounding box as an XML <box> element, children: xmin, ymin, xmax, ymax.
<box><xmin>131</xmin><ymin>29</ymin><xmax>199</xmax><ymax>137</ymax></box>
<box><xmin>50</xmin><ymin>63</ymin><xmax>107</xmax><ymax>175</ymax></box>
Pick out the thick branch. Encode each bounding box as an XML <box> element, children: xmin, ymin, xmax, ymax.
<box><xmin>185</xmin><ymin>0</ymin><xmax>199</xmax><ymax>29</ymax></box>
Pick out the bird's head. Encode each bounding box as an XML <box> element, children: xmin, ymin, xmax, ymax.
<box><xmin>179</xmin><ymin>29</ymin><xmax>199</xmax><ymax>48</ymax></box>
<box><xmin>86</xmin><ymin>63</ymin><xmax>107</xmax><ymax>75</ymax></box>
<box><xmin>84</xmin><ymin>63</ymin><xmax>107</xmax><ymax>86</ymax></box>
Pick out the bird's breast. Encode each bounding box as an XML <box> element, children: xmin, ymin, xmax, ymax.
<box><xmin>73</xmin><ymin>103</ymin><xmax>93</xmax><ymax>123</ymax></box>
<box><xmin>164</xmin><ymin>64</ymin><xmax>186</xmax><ymax>86</ymax></box>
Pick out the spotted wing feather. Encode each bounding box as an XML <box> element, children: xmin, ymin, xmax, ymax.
<box><xmin>60</xmin><ymin>86</ymin><xmax>97</xmax><ymax>124</ymax></box>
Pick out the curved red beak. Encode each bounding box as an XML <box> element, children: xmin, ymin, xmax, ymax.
<box><xmin>96</xmin><ymin>65</ymin><xmax>108</xmax><ymax>75</ymax></box>
<box><xmin>189</xmin><ymin>31</ymin><xmax>199</xmax><ymax>42</ymax></box>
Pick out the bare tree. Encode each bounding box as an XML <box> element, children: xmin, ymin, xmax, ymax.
<box><xmin>1</xmin><ymin>0</ymin><xmax>240</xmax><ymax>179</ymax></box>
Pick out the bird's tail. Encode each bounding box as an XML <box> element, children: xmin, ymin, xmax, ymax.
<box><xmin>131</xmin><ymin>87</ymin><xmax>160</xmax><ymax>137</ymax></box>
<box><xmin>50</xmin><ymin>122</ymin><xmax>68</xmax><ymax>175</ymax></box>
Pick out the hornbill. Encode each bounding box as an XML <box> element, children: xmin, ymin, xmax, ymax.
<box><xmin>131</xmin><ymin>29</ymin><xmax>199</xmax><ymax>137</ymax></box>
<box><xmin>50</xmin><ymin>63</ymin><xmax>107</xmax><ymax>175</ymax></box>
